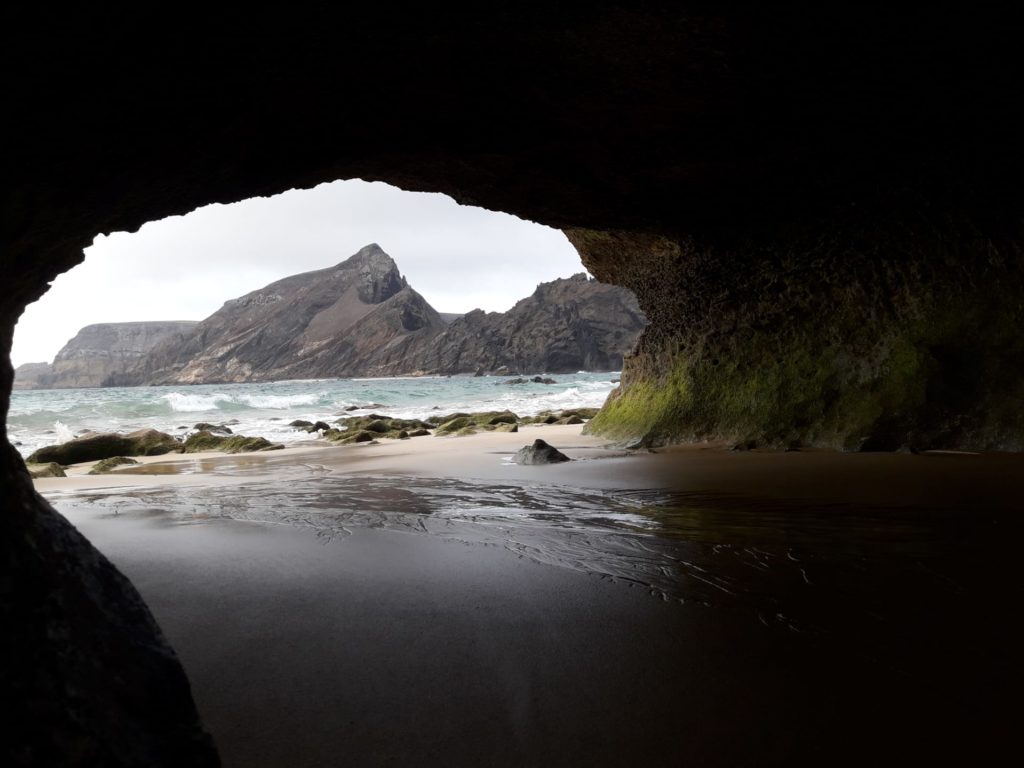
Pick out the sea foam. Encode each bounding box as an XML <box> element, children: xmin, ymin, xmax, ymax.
<box><xmin>161</xmin><ymin>392</ymin><xmax>233</xmax><ymax>412</ymax></box>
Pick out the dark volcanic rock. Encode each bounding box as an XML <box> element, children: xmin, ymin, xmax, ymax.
<box><xmin>513</xmin><ymin>439</ymin><xmax>571</xmax><ymax>465</ymax></box>
<box><xmin>3</xmin><ymin>445</ymin><xmax>218</xmax><ymax>765</ymax></box>
<box><xmin>140</xmin><ymin>244</ymin><xmax>446</xmax><ymax>383</ymax></box>
<box><xmin>27</xmin><ymin>429</ymin><xmax>181</xmax><ymax>464</ymax></box>
<box><xmin>3</xmin><ymin>8</ymin><xmax>1024</xmax><ymax>765</ymax></box>
<box><xmin>389</xmin><ymin>274</ymin><xmax>646</xmax><ymax>375</ymax></box>
<box><xmin>194</xmin><ymin>422</ymin><xmax>233</xmax><ymax>434</ymax></box>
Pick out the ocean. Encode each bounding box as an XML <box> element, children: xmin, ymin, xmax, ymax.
<box><xmin>8</xmin><ymin>372</ymin><xmax>619</xmax><ymax>458</ymax></box>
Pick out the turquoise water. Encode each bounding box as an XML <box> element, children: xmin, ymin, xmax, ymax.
<box><xmin>9</xmin><ymin>372</ymin><xmax>619</xmax><ymax>457</ymax></box>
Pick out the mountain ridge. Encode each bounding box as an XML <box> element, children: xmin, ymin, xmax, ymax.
<box><xmin>15</xmin><ymin>245</ymin><xmax>646</xmax><ymax>387</ymax></box>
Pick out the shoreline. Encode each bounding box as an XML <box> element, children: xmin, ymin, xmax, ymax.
<box><xmin>41</xmin><ymin>422</ymin><xmax>1022</xmax><ymax>767</ymax></box>
<box><xmin>34</xmin><ymin>422</ymin><xmax>1024</xmax><ymax>513</ymax></box>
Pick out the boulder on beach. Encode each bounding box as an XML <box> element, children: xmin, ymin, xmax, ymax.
<box><xmin>194</xmin><ymin>422</ymin><xmax>233</xmax><ymax>434</ymax></box>
<box><xmin>290</xmin><ymin>419</ymin><xmax>330</xmax><ymax>433</ymax></box>
<box><xmin>26</xmin><ymin>462</ymin><xmax>67</xmax><ymax>478</ymax></box>
<box><xmin>88</xmin><ymin>456</ymin><xmax>141</xmax><ymax>474</ymax></box>
<box><xmin>513</xmin><ymin>439</ymin><xmax>571</xmax><ymax>465</ymax></box>
<box><xmin>27</xmin><ymin>428</ymin><xmax>181</xmax><ymax>465</ymax></box>
<box><xmin>182</xmin><ymin>431</ymin><xmax>283</xmax><ymax>453</ymax></box>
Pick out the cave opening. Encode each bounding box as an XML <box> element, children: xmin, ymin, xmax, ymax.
<box><xmin>6</xmin><ymin>6</ymin><xmax>1022</xmax><ymax>767</ymax></box>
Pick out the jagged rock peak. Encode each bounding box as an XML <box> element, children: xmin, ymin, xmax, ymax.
<box><xmin>340</xmin><ymin>243</ymin><xmax>408</xmax><ymax>304</ymax></box>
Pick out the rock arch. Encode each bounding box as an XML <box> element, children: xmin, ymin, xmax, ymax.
<box><xmin>4</xmin><ymin>7</ymin><xmax>1021</xmax><ymax>763</ymax></box>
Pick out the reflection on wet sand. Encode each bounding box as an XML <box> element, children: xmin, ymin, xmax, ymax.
<box><xmin>48</xmin><ymin>473</ymin><xmax>997</xmax><ymax>638</ymax></box>
<box><xmin>44</xmin><ymin>458</ymin><xmax>1018</xmax><ymax>767</ymax></box>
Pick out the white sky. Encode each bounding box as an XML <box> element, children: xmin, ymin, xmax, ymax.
<box><xmin>11</xmin><ymin>180</ymin><xmax>584</xmax><ymax>367</ymax></box>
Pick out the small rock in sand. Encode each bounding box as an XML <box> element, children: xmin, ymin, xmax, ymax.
<box><xmin>513</xmin><ymin>439</ymin><xmax>571</xmax><ymax>465</ymax></box>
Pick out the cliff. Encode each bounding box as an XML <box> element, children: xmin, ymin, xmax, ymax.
<box><xmin>390</xmin><ymin>273</ymin><xmax>645</xmax><ymax>375</ymax></box>
<box><xmin>13</xmin><ymin>321</ymin><xmax>198</xmax><ymax>389</ymax></box>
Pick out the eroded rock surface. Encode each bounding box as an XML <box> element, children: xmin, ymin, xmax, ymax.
<box><xmin>14</xmin><ymin>322</ymin><xmax>198</xmax><ymax>389</ymax></box>
<box><xmin>395</xmin><ymin>274</ymin><xmax>645</xmax><ymax>375</ymax></box>
<box><xmin>27</xmin><ymin>429</ymin><xmax>181</xmax><ymax>465</ymax></box>
<box><xmin>513</xmin><ymin>439</ymin><xmax>572</xmax><ymax>465</ymax></box>
<box><xmin>3</xmin><ymin>7</ymin><xmax>1023</xmax><ymax>766</ymax></box>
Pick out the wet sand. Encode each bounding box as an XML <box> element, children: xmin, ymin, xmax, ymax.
<box><xmin>39</xmin><ymin>426</ymin><xmax>1023</xmax><ymax>766</ymax></box>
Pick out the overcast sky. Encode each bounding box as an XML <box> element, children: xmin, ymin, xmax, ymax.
<box><xmin>11</xmin><ymin>180</ymin><xmax>584</xmax><ymax>367</ymax></box>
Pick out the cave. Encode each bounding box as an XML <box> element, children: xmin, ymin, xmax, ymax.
<box><xmin>4</xmin><ymin>7</ymin><xmax>1022</xmax><ymax>766</ymax></box>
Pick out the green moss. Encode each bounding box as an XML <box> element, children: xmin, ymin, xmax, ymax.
<box><xmin>26</xmin><ymin>462</ymin><xmax>66</xmax><ymax>478</ymax></box>
<box><xmin>183</xmin><ymin>431</ymin><xmax>282</xmax><ymax>453</ymax></box>
<box><xmin>435</xmin><ymin>416</ymin><xmax>473</xmax><ymax>434</ymax></box>
<box><xmin>589</xmin><ymin>326</ymin><xmax>937</xmax><ymax>450</ymax></box>
<box><xmin>88</xmin><ymin>456</ymin><xmax>140</xmax><ymax>474</ymax></box>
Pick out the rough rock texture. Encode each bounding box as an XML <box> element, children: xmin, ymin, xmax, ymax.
<box><xmin>27</xmin><ymin>429</ymin><xmax>181</xmax><ymax>465</ymax></box>
<box><xmin>182</xmin><ymin>431</ymin><xmax>283</xmax><ymax>453</ymax></box>
<box><xmin>26</xmin><ymin>461</ymin><xmax>66</xmax><ymax>478</ymax></box>
<box><xmin>15</xmin><ymin>322</ymin><xmax>197</xmax><ymax>389</ymax></box>
<box><xmin>392</xmin><ymin>274</ymin><xmax>645</xmax><ymax>375</ymax></box>
<box><xmin>1</xmin><ymin>445</ymin><xmax>218</xmax><ymax>766</ymax></box>
<box><xmin>11</xmin><ymin>361</ymin><xmax>52</xmax><ymax>390</ymax></box>
<box><xmin>127</xmin><ymin>259</ymin><xmax>640</xmax><ymax>382</ymax></box>
<box><xmin>139</xmin><ymin>245</ymin><xmax>445</xmax><ymax>383</ymax></box>
<box><xmin>88</xmin><ymin>456</ymin><xmax>140</xmax><ymax>474</ymax></box>
<box><xmin>513</xmin><ymin>439</ymin><xmax>571</xmax><ymax>465</ymax></box>
<box><xmin>3</xmin><ymin>7</ymin><xmax>1023</xmax><ymax>765</ymax></box>
<box><xmin>574</xmin><ymin>226</ymin><xmax>1024</xmax><ymax>450</ymax></box>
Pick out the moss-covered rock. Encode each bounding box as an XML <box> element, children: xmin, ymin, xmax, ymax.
<box><xmin>493</xmin><ymin>423</ymin><xmax>519</xmax><ymax>433</ymax></box>
<box><xmin>407</xmin><ymin>428</ymin><xmax>431</xmax><ymax>437</ymax></box>
<box><xmin>426</xmin><ymin>412</ymin><xmax>470</xmax><ymax>426</ymax></box>
<box><xmin>88</xmin><ymin>456</ymin><xmax>140</xmax><ymax>474</ymax></box>
<box><xmin>435</xmin><ymin>416</ymin><xmax>474</xmax><ymax>434</ymax></box>
<box><xmin>182</xmin><ymin>431</ymin><xmax>283</xmax><ymax>453</ymax></box>
<box><xmin>330</xmin><ymin>430</ymin><xmax>377</xmax><ymax>444</ymax></box>
<box><xmin>574</xmin><ymin>227</ymin><xmax>1024</xmax><ymax>451</ymax></box>
<box><xmin>560</xmin><ymin>408</ymin><xmax>599</xmax><ymax>420</ymax></box>
<box><xmin>455</xmin><ymin>426</ymin><xmax>479</xmax><ymax>437</ymax></box>
<box><xmin>27</xmin><ymin>429</ymin><xmax>181</xmax><ymax>465</ymax></box>
<box><xmin>194</xmin><ymin>422</ymin><xmax>232</xmax><ymax>434</ymax></box>
<box><xmin>26</xmin><ymin>462</ymin><xmax>66</xmax><ymax>478</ymax></box>
<box><xmin>486</xmin><ymin>411</ymin><xmax>519</xmax><ymax>425</ymax></box>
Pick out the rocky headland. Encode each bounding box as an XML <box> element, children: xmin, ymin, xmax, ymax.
<box><xmin>14</xmin><ymin>321</ymin><xmax>197</xmax><ymax>389</ymax></box>
<box><xmin>19</xmin><ymin>245</ymin><xmax>645</xmax><ymax>388</ymax></box>
<box><xmin>390</xmin><ymin>272</ymin><xmax>646</xmax><ymax>375</ymax></box>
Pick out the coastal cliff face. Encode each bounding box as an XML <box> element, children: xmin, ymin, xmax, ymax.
<box><xmin>14</xmin><ymin>321</ymin><xmax>197</xmax><ymax>389</ymax></box>
<box><xmin>140</xmin><ymin>244</ymin><xmax>446</xmax><ymax>383</ymax></box>
<box><xmin>393</xmin><ymin>273</ymin><xmax>646</xmax><ymax>375</ymax></box>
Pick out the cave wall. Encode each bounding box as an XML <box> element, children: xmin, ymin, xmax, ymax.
<box><xmin>571</xmin><ymin>216</ymin><xmax>1024</xmax><ymax>450</ymax></box>
<box><xmin>3</xmin><ymin>6</ymin><xmax>1022</xmax><ymax>763</ymax></box>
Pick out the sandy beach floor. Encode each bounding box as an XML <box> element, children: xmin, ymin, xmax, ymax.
<box><xmin>36</xmin><ymin>425</ymin><xmax>1023</xmax><ymax>766</ymax></box>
